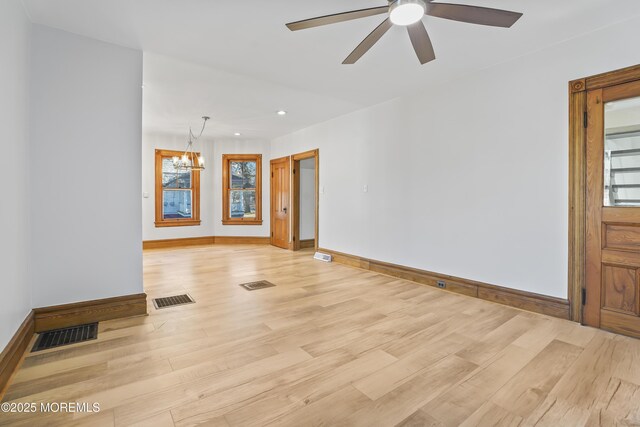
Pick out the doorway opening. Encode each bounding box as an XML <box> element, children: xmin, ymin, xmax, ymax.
<box><xmin>292</xmin><ymin>150</ymin><xmax>319</xmax><ymax>251</ymax></box>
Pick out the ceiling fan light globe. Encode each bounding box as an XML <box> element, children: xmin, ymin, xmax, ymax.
<box><xmin>389</xmin><ymin>0</ymin><xmax>426</xmax><ymax>26</ymax></box>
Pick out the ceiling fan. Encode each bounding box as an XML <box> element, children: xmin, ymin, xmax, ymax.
<box><xmin>285</xmin><ymin>0</ymin><xmax>523</xmax><ymax>65</ymax></box>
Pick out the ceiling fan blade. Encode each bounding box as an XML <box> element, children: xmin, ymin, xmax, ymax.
<box><xmin>407</xmin><ymin>21</ymin><xmax>436</xmax><ymax>64</ymax></box>
<box><xmin>343</xmin><ymin>18</ymin><xmax>393</xmax><ymax>64</ymax></box>
<box><xmin>286</xmin><ymin>6</ymin><xmax>388</xmax><ymax>31</ymax></box>
<box><xmin>426</xmin><ymin>2</ymin><xmax>522</xmax><ymax>28</ymax></box>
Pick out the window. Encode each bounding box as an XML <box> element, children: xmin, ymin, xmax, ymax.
<box><xmin>222</xmin><ymin>154</ymin><xmax>262</xmax><ymax>225</ymax></box>
<box><xmin>155</xmin><ymin>149</ymin><xmax>201</xmax><ymax>227</ymax></box>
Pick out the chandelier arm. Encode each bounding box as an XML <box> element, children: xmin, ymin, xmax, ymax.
<box><xmin>181</xmin><ymin>142</ymin><xmax>191</xmax><ymax>160</ymax></box>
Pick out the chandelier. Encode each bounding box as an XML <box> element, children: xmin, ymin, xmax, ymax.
<box><xmin>173</xmin><ymin>116</ymin><xmax>210</xmax><ymax>171</ymax></box>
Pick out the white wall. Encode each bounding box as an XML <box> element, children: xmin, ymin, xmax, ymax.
<box><xmin>300</xmin><ymin>159</ymin><xmax>315</xmax><ymax>240</ymax></box>
<box><xmin>142</xmin><ymin>134</ymin><xmax>271</xmax><ymax>240</ymax></box>
<box><xmin>29</xmin><ymin>25</ymin><xmax>143</xmax><ymax>307</ymax></box>
<box><xmin>272</xmin><ymin>16</ymin><xmax>640</xmax><ymax>299</ymax></box>
<box><xmin>0</xmin><ymin>0</ymin><xmax>32</xmax><ymax>350</ymax></box>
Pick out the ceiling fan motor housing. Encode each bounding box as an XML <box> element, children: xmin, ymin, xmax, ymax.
<box><xmin>389</xmin><ymin>0</ymin><xmax>427</xmax><ymax>26</ymax></box>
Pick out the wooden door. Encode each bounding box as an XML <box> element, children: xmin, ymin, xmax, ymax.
<box><xmin>270</xmin><ymin>156</ymin><xmax>290</xmax><ymax>249</ymax></box>
<box><xmin>585</xmin><ymin>79</ymin><xmax>640</xmax><ymax>338</ymax></box>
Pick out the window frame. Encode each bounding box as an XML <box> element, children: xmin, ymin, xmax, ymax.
<box><xmin>222</xmin><ymin>154</ymin><xmax>263</xmax><ymax>225</ymax></box>
<box><xmin>154</xmin><ymin>149</ymin><xmax>201</xmax><ymax>228</ymax></box>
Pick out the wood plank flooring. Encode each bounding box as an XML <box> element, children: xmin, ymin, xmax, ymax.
<box><xmin>2</xmin><ymin>245</ymin><xmax>640</xmax><ymax>426</ymax></box>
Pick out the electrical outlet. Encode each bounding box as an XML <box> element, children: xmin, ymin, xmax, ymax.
<box><xmin>437</xmin><ymin>281</ymin><xmax>446</xmax><ymax>289</ymax></box>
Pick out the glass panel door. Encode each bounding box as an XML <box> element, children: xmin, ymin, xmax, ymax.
<box><xmin>604</xmin><ymin>96</ymin><xmax>640</xmax><ymax>206</ymax></box>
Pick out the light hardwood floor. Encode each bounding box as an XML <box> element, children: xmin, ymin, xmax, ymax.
<box><xmin>2</xmin><ymin>245</ymin><xmax>640</xmax><ymax>426</ymax></box>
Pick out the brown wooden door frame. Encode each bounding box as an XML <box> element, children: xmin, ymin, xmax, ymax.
<box><xmin>583</xmin><ymin>87</ymin><xmax>605</xmax><ymax>328</ymax></box>
<box><xmin>270</xmin><ymin>156</ymin><xmax>291</xmax><ymax>249</ymax></box>
<box><xmin>569</xmin><ymin>64</ymin><xmax>640</xmax><ymax>324</ymax></box>
<box><xmin>291</xmin><ymin>149</ymin><xmax>319</xmax><ymax>251</ymax></box>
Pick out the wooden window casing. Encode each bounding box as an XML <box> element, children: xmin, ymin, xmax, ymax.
<box><xmin>155</xmin><ymin>149</ymin><xmax>201</xmax><ymax>228</ymax></box>
<box><xmin>222</xmin><ymin>154</ymin><xmax>262</xmax><ymax>225</ymax></box>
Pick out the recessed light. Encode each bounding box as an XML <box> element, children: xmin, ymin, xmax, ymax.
<box><xmin>277</xmin><ymin>110</ymin><xmax>287</xmax><ymax>116</ymax></box>
<box><xmin>234</xmin><ymin>132</ymin><xmax>242</xmax><ymax>136</ymax></box>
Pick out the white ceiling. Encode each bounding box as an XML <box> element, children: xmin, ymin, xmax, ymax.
<box><xmin>23</xmin><ymin>0</ymin><xmax>640</xmax><ymax>139</ymax></box>
<box><xmin>141</xmin><ymin>52</ymin><xmax>361</xmax><ymax>138</ymax></box>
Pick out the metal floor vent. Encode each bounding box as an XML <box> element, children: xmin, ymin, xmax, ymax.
<box><xmin>32</xmin><ymin>323</ymin><xmax>98</xmax><ymax>352</ymax></box>
<box><xmin>240</xmin><ymin>280</ymin><xmax>276</xmax><ymax>291</ymax></box>
<box><xmin>153</xmin><ymin>294</ymin><xmax>195</xmax><ymax>309</ymax></box>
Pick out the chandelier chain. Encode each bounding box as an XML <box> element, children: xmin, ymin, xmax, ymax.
<box><xmin>173</xmin><ymin>116</ymin><xmax>209</xmax><ymax>171</ymax></box>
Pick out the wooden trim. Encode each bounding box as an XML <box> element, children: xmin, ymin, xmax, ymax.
<box><xmin>300</xmin><ymin>239</ymin><xmax>315</xmax><ymax>249</ymax></box>
<box><xmin>569</xmin><ymin>78</ymin><xmax>586</xmax><ymax>94</ymax></box>
<box><xmin>143</xmin><ymin>236</ymin><xmax>215</xmax><ymax>250</ymax></box>
<box><xmin>319</xmin><ymin>247</ymin><xmax>570</xmax><ymax>320</ymax></box>
<box><xmin>0</xmin><ymin>312</ymin><xmax>34</xmax><ymax>400</ymax></box>
<box><xmin>292</xmin><ymin>158</ymin><xmax>301</xmax><ymax>250</ymax></box>
<box><xmin>315</xmin><ymin>152</ymin><xmax>319</xmax><ymax>252</ymax></box>
<box><xmin>213</xmin><ymin>236</ymin><xmax>270</xmax><ymax>244</ymax></box>
<box><xmin>603</xmin><ymin>79</ymin><xmax>640</xmax><ymax>103</ymax></box>
<box><xmin>143</xmin><ymin>236</ymin><xmax>270</xmax><ymax>249</ymax></box>
<box><xmin>568</xmin><ymin>64</ymin><xmax>640</xmax><ymax>325</ymax></box>
<box><xmin>154</xmin><ymin>149</ymin><xmax>201</xmax><ymax>228</ymax></box>
<box><xmin>154</xmin><ymin>219</ymin><xmax>201</xmax><ymax>228</ymax></box>
<box><xmin>583</xmin><ymin>64</ymin><xmax>640</xmax><ymax>91</ymax></box>
<box><xmin>221</xmin><ymin>154</ymin><xmax>263</xmax><ymax>225</ymax></box>
<box><xmin>476</xmin><ymin>287</ymin><xmax>568</xmax><ymax>320</ymax></box>
<box><xmin>568</xmin><ymin>81</ymin><xmax>587</xmax><ymax>323</ymax></box>
<box><xmin>221</xmin><ymin>219</ymin><xmax>263</xmax><ymax>226</ymax></box>
<box><xmin>291</xmin><ymin>149</ymin><xmax>319</xmax><ymax>252</ymax></box>
<box><xmin>292</xmin><ymin>149</ymin><xmax>318</xmax><ymax>161</ymax></box>
<box><xmin>33</xmin><ymin>293</ymin><xmax>148</xmax><ymax>333</ymax></box>
<box><xmin>585</xmin><ymin>88</ymin><xmax>609</xmax><ymax>330</ymax></box>
<box><xmin>369</xmin><ymin>258</ymin><xmax>478</xmax><ymax>298</ymax></box>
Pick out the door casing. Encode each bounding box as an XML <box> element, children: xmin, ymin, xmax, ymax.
<box><xmin>292</xmin><ymin>149</ymin><xmax>319</xmax><ymax>251</ymax></box>
<box><xmin>569</xmin><ymin>63</ymin><xmax>640</xmax><ymax>325</ymax></box>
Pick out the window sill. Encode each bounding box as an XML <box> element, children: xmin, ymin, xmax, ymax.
<box><xmin>222</xmin><ymin>219</ymin><xmax>263</xmax><ymax>226</ymax></box>
<box><xmin>155</xmin><ymin>219</ymin><xmax>202</xmax><ymax>228</ymax></box>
